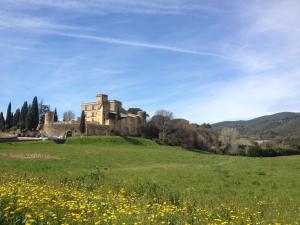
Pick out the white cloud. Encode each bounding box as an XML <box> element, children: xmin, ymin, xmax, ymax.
<box><xmin>176</xmin><ymin>70</ymin><xmax>300</xmax><ymax>123</ymax></box>
<box><xmin>1</xmin><ymin>0</ymin><xmax>226</xmax><ymax>15</ymax></box>
<box><xmin>1</xmin><ymin>0</ymin><xmax>300</xmax><ymax>123</ymax></box>
<box><xmin>46</xmin><ymin>30</ymin><xmax>226</xmax><ymax>57</ymax></box>
<box><xmin>0</xmin><ymin>9</ymin><xmax>227</xmax><ymax>57</ymax></box>
<box><xmin>89</xmin><ymin>69</ymin><xmax>123</xmax><ymax>76</ymax></box>
<box><xmin>245</xmin><ymin>0</ymin><xmax>300</xmax><ymax>36</ymax></box>
<box><xmin>225</xmin><ymin>0</ymin><xmax>300</xmax><ymax>73</ymax></box>
<box><xmin>169</xmin><ymin>0</ymin><xmax>300</xmax><ymax>123</ymax></box>
<box><xmin>0</xmin><ymin>11</ymin><xmax>93</xmax><ymax>31</ymax></box>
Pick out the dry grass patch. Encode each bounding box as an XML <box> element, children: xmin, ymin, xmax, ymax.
<box><xmin>0</xmin><ymin>152</ymin><xmax>58</xmax><ymax>160</ymax></box>
<box><xmin>0</xmin><ymin>133</ymin><xmax>16</xmax><ymax>138</ymax></box>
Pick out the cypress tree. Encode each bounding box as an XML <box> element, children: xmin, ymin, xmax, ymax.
<box><xmin>13</xmin><ymin>109</ymin><xmax>21</xmax><ymax>128</ymax></box>
<box><xmin>80</xmin><ymin>111</ymin><xmax>86</xmax><ymax>134</ymax></box>
<box><xmin>0</xmin><ymin>112</ymin><xmax>5</xmax><ymax>131</ymax></box>
<box><xmin>5</xmin><ymin>102</ymin><xmax>12</xmax><ymax>130</ymax></box>
<box><xmin>31</xmin><ymin>96</ymin><xmax>39</xmax><ymax>129</ymax></box>
<box><xmin>19</xmin><ymin>101</ymin><xmax>28</xmax><ymax>130</ymax></box>
<box><xmin>10</xmin><ymin>112</ymin><xmax>14</xmax><ymax>128</ymax></box>
<box><xmin>25</xmin><ymin>106</ymin><xmax>33</xmax><ymax>130</ymax></box>
<box><xmin>54</xmin><ymin>108</ymin><xmax>58</xmax><ymax>122</ymax></box>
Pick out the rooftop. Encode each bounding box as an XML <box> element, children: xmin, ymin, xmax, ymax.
<box><xmin>81</xmin><ymin>102</ymin><xmax>96</xmax><ymax>105</ymax></box>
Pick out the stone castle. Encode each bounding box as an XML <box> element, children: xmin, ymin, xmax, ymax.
<box><xmin>43</xmin><ymin>94</ymin><xmax>147</xmax><ymax>137</ymax></box>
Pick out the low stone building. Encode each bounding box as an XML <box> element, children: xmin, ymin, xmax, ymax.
<box><xmin>43</xmin><ymin>94</ymin><xmax>147</xmax><ymax>137</ymax></box>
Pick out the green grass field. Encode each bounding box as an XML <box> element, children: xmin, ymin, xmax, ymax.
<box><xmin>0</xmin><ymin>136</ymin><xmax>299</xmax><ymax>224</ymax></box>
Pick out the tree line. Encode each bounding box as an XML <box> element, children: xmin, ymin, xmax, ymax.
<box><xmin>142</xmin><ymin>109</ymin><xmax>217</xmax><ymax>150</ymax></box>
<box><xmin>0</xmin><ymin>97</ymin><xmax>58</xmax><ymax>132</ymax></box>
<box><xmin>141</xmin><ymin>110</ymin><xmax>298</xmax><ymax>156</ymax></box>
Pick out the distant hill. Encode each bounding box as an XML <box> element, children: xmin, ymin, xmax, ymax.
<box><xmin>212</xmin><ymin>112</ymin><xmax>300</xmax><ymax>139</ymax></box>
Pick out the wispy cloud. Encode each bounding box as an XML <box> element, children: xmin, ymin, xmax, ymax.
<box><xmin>221</xmin><ymin>0</ymin><xmax>300</xmax><ymax>73</ymax></box>
<box><xmin>1</xmin><ymin>0</ymin><xmax>227</xmax><ymax>15</ymax></box>
<box><xmin>0</xmin><ymin>11</ymin><xmax>93</xmax><ymax>31</ymax></box>
<box><xmin>173</xmin><ymin>70</ymin><xmax>300</xmax><ymax>123</ymax></box>
<box><xmin>1</xmin><ymin>0</ymin><xmax>299</xmax><ymax>123</ymax></box>
<box><xmin>0</xmin><ymin>43</ymin><xmax>40</xmax><ymax>51</ymax></box>
<box><xmin>89</xmin><ymin>68</ymin><xmax>123</xmax><ymax>75</ymax></box>
<box><xmin>0</xmin><ymin>10</ymin><xmax>226</xmax><ymax>57</ymax></box>
<box><xmin>46</xmin><ymin>30</ymin><xmax>227</xmax><ymax>57</ymax></box>
<box><xmin>172</xmin><ymin>0</ymin><xmax>300</xmax><ymax>123</ymax></box>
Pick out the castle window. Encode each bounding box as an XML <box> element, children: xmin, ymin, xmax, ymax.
<box><xmin>109</xmin><ymin>112</ymin><xmax>117</xmax><ymax>120</ymax></box>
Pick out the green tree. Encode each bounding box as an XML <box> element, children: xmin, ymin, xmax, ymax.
<box><xmin>152</xmin><ymin>109</ymin><xmax>173</xmax><ymax>144</ymax></box>
<box><xmin>13</xmin><ymin>109</ymin><xmax>21</xmax><ymax>128</ymax></box>
<box><xmin>25</xmin><ymin>106</ymin><xmax>33</xmax><ymax>130</ymax></box>
<box><xmin>5</xmin><ymin>102</ymin><xmax>12</xmax><ymax>130</ymax></box>
<box><xmin>201</xmin><ymin>123</ymin><xmax>212</xmax><ymax>128</ymax></box>
<box><xmin>31</xmin><ymin>96</ymin><xmax>39</xmax><ymax>129</ymax></box>
<box><xmin>38</xmin><ymin>101</ymin><xmax>50</xmax><ymax>125</ymax></box>
<box><xmin>63</xmin><ymin>111</ymin><xmax>75</xmax><ymax>121</ymax></box>
<box><xmin>10</xmin><ymin>112</ymin><xmax>14</xmax><ymax>128</ymax></box>
<box><xmin>54</xmin><ymin>108</ymin><xmax>58</xmax><ymax>122</ymax></box>
<box><xmin>19</xmin><ymin>101</ymin><xmax>28</xmax><ymax>130</ymax></box>
<box><xmin>80</xmin><ymin>111</ymin><xmax>86</xmax><ymax>134</ymax></box>
<box><xmin>0</xmin><ymin>112</ymin><xmax>5</xmax><ymax>131</ymax></box>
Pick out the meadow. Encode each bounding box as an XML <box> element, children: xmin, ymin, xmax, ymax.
<box><xmin>0</xmin><ymin>136</ymin><xmax>299</xmax><ymax>224</ymax></box>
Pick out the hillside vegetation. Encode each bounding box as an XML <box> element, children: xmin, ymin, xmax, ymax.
<box><xmin>142</xmin><ymin>111</ymin><xmax>300</xmax><ymax>157</ymax></box>
<box><xmin>212</xmin><ymin>112</ymin><xmax>300</xmax><ymax>139</ymax></box>
<box><xmin>0</xmin><ymin>137</ymin><xmax>299</xmax><ymax>224</ymax></box>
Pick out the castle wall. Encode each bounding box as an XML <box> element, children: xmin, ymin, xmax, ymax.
<box><xmin>44</xmin><ymin>111</ymin><xmax>54</xmax><ymax>125</ymax></box>
<box><xmin>81</xmin><ymin>103</ymin><xmax>100</xmax><ymax>123</ymax></box>
<box><xmin>43</xmin><ymin>122</ymin><xmax>110</xmax><ymax>137</ymax></box>
<box><xmin>96</xmin><ymin>94</ymin><xmax>108</xmax><ymax>104</ymax></box>
<box><xmin>109</xmin><ymin>100</ymin><xmax>121</xmax><ymax>112</ymax></box>
<box><xmin>43</xmin><ymin>122</ymin><xmax>81</xmax><ymax>137</ymax></box>
<box><xmin>126</xmin><ymin>116</ymin><xmax>140</xmax><ymax>136</ymax></box>
<box><xmin>86</xmin><ymin>123</ymin><xmax>110</xmax><ymax>136</ymax></box>
<box><xmin>98</xmin><ymin>104</ymin><xmax>105</xmax><ymax>124</ymax></box>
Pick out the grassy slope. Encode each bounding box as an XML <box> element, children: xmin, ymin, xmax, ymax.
<box><xmin>0</xmin><ymin>136</ymin><xmax>299</xmax><ymax>221</ymax></box>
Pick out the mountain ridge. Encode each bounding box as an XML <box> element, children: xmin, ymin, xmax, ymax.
<box><xmin>212</xmin><ymin>112</ymin><xmax>300</xmax><ymax>139</ymax></box>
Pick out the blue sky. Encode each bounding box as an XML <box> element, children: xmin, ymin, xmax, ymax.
<box><xmin>0</xmin><ymin>0</ymin><xmax>299</xmax><ymax>123</ymax></box>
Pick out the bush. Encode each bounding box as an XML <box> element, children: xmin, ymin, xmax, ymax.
<box><xmin>141</xmin><ymin>123</ymin><xmax>159</xmax><ymax>139</ymax></box>
<box><xmin>247</xmin><ymin>144</ymin><xmax>300</xmax><ymax>157</ymax></box>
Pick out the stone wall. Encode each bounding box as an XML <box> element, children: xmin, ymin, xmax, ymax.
<box><xmin>86</xmin><ymin>123</ymin><xmax>110</xmax><ymax>136</ymax></box>
<box><xmin>43</xmin><ymin>122</ymin><xmax>81</xmax><ymax>137</ymax></box>
<box><xmin>43</xmin><ymin>121</ymin><xmax>110</xmax><ymax>137</ymax></box>
<box><xmin>118</xmin><ymin>116</ymin><xmax>141</xmax><ymax>136</ymax></box>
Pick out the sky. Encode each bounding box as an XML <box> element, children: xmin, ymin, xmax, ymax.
<box><xmin>0</xmin><ymin>0</ymin><xmax>299</xmax><ymax>123</ymax></box>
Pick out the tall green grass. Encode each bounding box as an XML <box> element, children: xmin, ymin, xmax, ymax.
<box><xmin>0</xmin><ymin>136</ymin><xmax>299</xmax><ymax>223</ymax></box>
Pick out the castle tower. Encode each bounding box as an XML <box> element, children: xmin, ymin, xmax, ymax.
<box><xmin>44</xmin><ymin>111</ymin><xmax>54</xmax><ymax>126</ymax></box>
<box><xmin>96</xmin><ymin>94</ymin><xmax>109</xmax><ymax>124</ymax></box>
<box><xmin>96</xmin><ymin>94</ymin><xmax>108</xmax><ymax>104</ymax></box>
<box><xmin>109</xmin><ymin>100</ymin><xmax>122</xmax><ymax>113</ymax></box>
<box><xmin>137</xmin><ymin>111</ymin><xmax>147</xmax><ymax>125</ymax></box>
